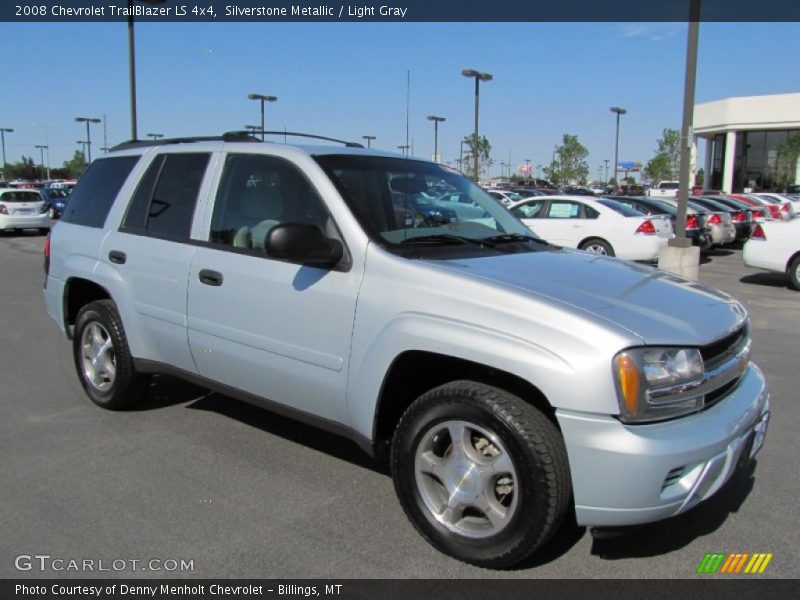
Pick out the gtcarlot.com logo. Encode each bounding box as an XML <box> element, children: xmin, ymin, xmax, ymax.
<box><xmin>14</xmin><ymin>554</ymin><xmax>194</xmax><ymax>572</ymax></box>
<box><xmin>697</xmin><ymin>552</ymin><xmax>773</xmax><ymax>574</ymax></box>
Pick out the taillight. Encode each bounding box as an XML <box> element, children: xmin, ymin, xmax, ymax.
<box><xmin>635</xmin><ymin>219</ymin><xmax>656</xmax><ymax>235</ymax></box>
<box><xmin>768</xmin><ymin>205</ymin><xmax>780</xmax><ymax>219</ymax></box>
<box><xmin>732</xmin><ymin>211</ymin><xmax>745</xmax><ymax>222</ymax></box>
<box><xmin>750</xmin><ymin>224</ymin><xmax>766</xmax><ymax>240</ymax></box>
<box><xmin>0</xmin><ymin>204</ymin><xmax>7</xmax><ymax>215</ymax></box>
<box><xmin>44</xmin><ymin>230</ymin><xmax>51</xmax><ymax>275</ymax></box>
<box><xmin>708</xmin><ymin>214</ymin><xmax>722</xmax><ymax>225</ymax></box>
<box><xmin>782</xmin><ymin>203</ymin><xmax>791</xmax><ymax>212</ymax></box>
<box><xmin>686</xmin><ymin>215</ymin><xmax>699</xmax><ymax>229</ymax></box>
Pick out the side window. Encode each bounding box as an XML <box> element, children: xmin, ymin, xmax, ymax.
<box><xmin>210</xmin><ymin>154</ymin><xmax>332</xmax><ymax>253</ymax></box>
<box><xmin>584</xmin><ymin>205</ymin><xmax>600</xmax><ymax>219</ymax></box>
<box><xmin>61</xmin><ymin>156</ymin><xmax>139</xmax><ymax>228</ymax></box>
<box><xmin>512</xmin><ymin>202</ymin><xmax>545</xmax><ymax>219</ymax></box>
<box><xmin>146</xmin><ymin>154</ymin><xmax>210</xmax><ymax>240</ymax></box>
<box><xmin>120</xmin><ymin>153</ymin><xmax>210</xmax><ymax>241</ymax></box>
<box><xmin>547</xmin><ymin>201</ymin><xmax>581</xmax><ymax>219</ymax></box>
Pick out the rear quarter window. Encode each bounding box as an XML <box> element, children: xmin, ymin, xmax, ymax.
<box><xmin>61</xmin><ymin>156</ymin><xmax>140</xmax><ymax>228</ymax></box>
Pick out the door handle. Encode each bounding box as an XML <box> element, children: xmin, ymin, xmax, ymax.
<box><xmin>198</xmin><ymin>269</ymin><xmax>223</xmax><ymax>287</ymax></box>
<box><xmin>108</xmin><ymin>250</ymin><xmax>127</xmax><ymax>264</ymax></box>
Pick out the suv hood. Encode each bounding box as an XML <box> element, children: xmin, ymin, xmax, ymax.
<box><xmin>424</xmin><ymin>249</ymin><xmax>746</xmax><ymax>345</ymax></box>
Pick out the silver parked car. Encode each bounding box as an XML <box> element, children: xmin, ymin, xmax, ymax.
<box><xmin>43</xmin><ymin>133</ymin><xmax>771</xmax><ymax>568</ymax></box>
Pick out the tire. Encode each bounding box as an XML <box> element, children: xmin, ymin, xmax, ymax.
<box><xmin>579</xmin><ymin>238</ymin><xmax>614</xmax><ymax>257</ymax></box>
<box><xmin>391</xmin><ymin>381</ymin><xmax>571</xmax><ymax>568</ymax></box>
<box><xmin>72</xmin><ymin>299</ymin><xmax>150</xmax><ymax>410</ymax></box>
<box><xmin>788</xmin><ymin>255</ymin><xmax>800</xmax><ymax>291</ymax></box>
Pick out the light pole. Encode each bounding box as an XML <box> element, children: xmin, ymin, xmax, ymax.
<box><xmin>536</xmin><ymin>165</ymin><xmax>542</xmax><ymax>182</ymax></box>
<box><xmin>75</xmin><ymin>117</ymin><xmax>101</xmax><ymax>163</ymax></box>
<box><xmin>147</xmin><ymin>132</ymin><xmax>163</xmax><ymax>140</ymax></box>
<box><xmin>127</xmin><ymin>0</ymin><xmax>167</xmax><ymax>140</ymax></box>
<box><xmin>35</xmin><ymin>145</ymin><xmax>48</xmax><ymax>180</ymax></box>
<box><xmin>76</xmin><ymin>141</ymin><xmax>88</xmax><ymax>169</ymax></box>
<box><xmin>604</xmin><ymin>159</ymin><xmax>610</xmax><ymax>183</ymax></box>
<box><xmin>362</xmin><ymin>135</ymin><xmax>376</xmax><ymax>148</ymax></box>
<box><xmin>461</xmin><ymin>69</ymin><xmax>492</xmax><ymax>181</ymax></box>
<box><xmin>248</xmin><ymin>93</ymin><xmax>277</xmax><ymax>141</ymax></box>
<box><xmin>525</xmin><ymin>158</ymin><xmax>531</xmax><ymax>181</ymax></box>
<box><xmin>0</xmin><ymin>128</ymin><xmax>12</xmax><ymax>180</ymax></box>
<box><xmin>397</xmin><ymin>145</ymin><xmax>410</xmax><ymax>156</ymax></box>
<box><xmin>244</xmin><ymin>125</ymin><xmax>261</xmax><ymax>135</ymax></box>
<box><xmin>426</xmin><ymin>116</ymin><xmax>446</xmax><ymax>163</ymax></box>
<box><xmin>500</xmin><ymin>161</ymin><xmax>507</xmax><ymax>179</ymax></box>
<box><xmin>610</xmin><ymin>106</ymin><xmax>627</xmax><ymax>185</ymax></box>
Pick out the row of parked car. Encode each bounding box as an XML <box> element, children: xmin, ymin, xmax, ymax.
<box><xmin>0</xmin><ymin>182</ymin><xmax>74</xmax><ymax>233</ymax></box>
<box><xmin>483</xmin><ymin>186</ymin><xmax>800</xmax><ymax>289</ymax></box>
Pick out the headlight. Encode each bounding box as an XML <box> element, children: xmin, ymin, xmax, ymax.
<box><xmin>614</xmin><ymin>347</ymin><xmax>705</xmax><ymax>423</ymax></box>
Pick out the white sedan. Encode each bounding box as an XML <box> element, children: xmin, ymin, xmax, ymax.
<box><xmin>508</xmin><ymin>195</ymin><xmax>673</xmax><ymax>260</ymax></box>
<box><xmin>743</xmin><ymin>218</ymin><xmax>800</xmax><ymax>290</ymax></box>
<box><xmin>0</xmin><ymin>188</ymin><xmax>50</xmax><ymax>233</ymax></box>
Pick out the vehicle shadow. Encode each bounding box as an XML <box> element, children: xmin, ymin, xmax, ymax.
<box><xmin>590</xmin><ymin>460</ymin><xmax>757</xmax><ymax>560</ymax></box>
<box><xmin>185</xmin><ymin>390</ymin><xmax>383</xmax><ymax>473</ymax></box>
<box><xmin>740</xmin><ymin>272</ymin><xmax>788</xmax><ymax>289</ymax></box>
<box><xmin>511</xmin><ymin>511</ymin><xmax>587</xmax><ymax>570</ymax></box>
<box><xmin>128</xmin><ymin>374</ymin><xmax>213</xmax><ymax>411</ymax></box>
<box><xmin>703</xmin><ymin>248</ymin><xmax>735</xmax><ymax>257</ymax></box>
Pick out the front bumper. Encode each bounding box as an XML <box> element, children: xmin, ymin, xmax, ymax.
<box><xmin>557</xmin><ymin>362</ymin><xmax>770</xmax><ymax>527</ymax></box>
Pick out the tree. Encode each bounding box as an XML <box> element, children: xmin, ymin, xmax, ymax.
<box><xmin>462</xmin><ymin>134</ymin><xmax>492</xmax><ymax>181</ymax></box>
<box><xmin>643</xmin><ymin>128</ymin><xmax>680</xmax><ymax>182</ymax></box>
<box><xmin>3</xmin><ymin>155</ymin><xmax>39</xmax><ymax>180</ymax></box>
<box><xmin>62</xmin><ymin>150</ymin><xmax>87</xmax><ymax>179</ymax></box>
<box><xmin>543</xmin><ymin>134</ymin><xmax>588</xmax><ymax>185</ymax></box>
<box><xmin>776</xmin><ymin>133</ymin><xmax>800</xmax><ymax>190</ymax></box>
<box><xmin>696</xmin><ymin>167</ymin><xmax>705</xmax><ymax>187</ymax></box>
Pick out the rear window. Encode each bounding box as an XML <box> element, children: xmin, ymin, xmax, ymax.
<box><xmin>61</xmin><ymin>156</ymin><xmax>140</xmax><ymax>228</ymax></box>
<box><xmin>597</xmin><ymin>198</ymin><xmax>645</xmax><ymax>217</ymax></box>
<box><xmin>0</xmin><ymin>191</ymin><xmax>41</xmax><ymax>203</ymax></box>
<box><xmin>659</xmin><ymin>182</ymin><xmax>679</xmax><ymax>189</ymax></box>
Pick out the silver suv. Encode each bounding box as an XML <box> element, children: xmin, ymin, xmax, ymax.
<box><xmin>43</xmin><ymin>133</ymin><xmax>770</xmax><ymax>568</ymax></box>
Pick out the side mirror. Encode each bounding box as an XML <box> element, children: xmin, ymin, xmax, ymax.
<box><xmin>266</xmin><ymin>223</ymin><xmax>344</xmax><ymax>268</ymax></box>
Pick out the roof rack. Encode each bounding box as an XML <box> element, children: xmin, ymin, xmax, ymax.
<box><xmin>225</xmin><ymin>130</ymin><xmax>364</xmax><ymax>148</ymax></box>
<box><xmin>110</xmin><ymin>132</ymin><xmax>257</xmax><ymax>151</ymax></box>
<box><xmin>109</xmin><ymin>131</ymin><xmax>364</xmax><ymax>152</ymax></box>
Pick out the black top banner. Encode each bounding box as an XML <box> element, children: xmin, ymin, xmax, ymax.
<box><xmin>3</xmin><ymin>0</ymin><xmax>800</xmax><ymax>22</ymax></box>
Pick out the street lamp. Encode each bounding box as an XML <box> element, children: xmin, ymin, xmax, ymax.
<box><xmin>397</xmin><ymin>145</ymin><xmax>410</xmax><ymax>156</ymax></box>
<box><xmin>610</xmin><ymin>106</ymin><xmax>627</xmax><ymax>185</ymax></box>
<box><xmin>461</xmin><ymin>69</ymin><xmax>492</xmax><ymax>181</ymax></box>
<box><xmin>76</xmin><ymin>141</ymin><xmax>88</xmax><ymax>168</ymax></box>
<box><xmin>248</xmin><ymin>93</ymin><xmax>278</xmax><ymax>141</ymax></box>
<box><xmin>426</xmin><ymin>116</ymin><xmax>446</xmax><ymax>163</ymax></box>
<box><xmin>75</xmin><ymin>117</ymin><xmax>101</xmax><ymax>163</ymax></box>
<box><xmin>127</xmin><ymin>1</ymin><xmax>167</xmax><ymax>140</ymax></box>
<box><xmin>604</xmin><ymin>159</ymin><xmax>610</xmax><ymax>183</ymax></box>
<box><xmin>536</xmin><ymin>164</ymin><xmax>542</xmax><ymax>181</ymax></box>
<box><xmin>146</xmin><ymin>133</ymin><xmax>163</xmax><ymax>140</ymax></box>
<box><xmin>35</xmin><ymin>145</ymin><xmax>48</xmax><ymax>180</ymax></box>
<box><xmin>362</xmin><ymin>135</ymin><xmax>376</xmax><ymax>148</ymax></box>
<box><xmin>0</xmin><ymin>128</ymin><xmax>12</xmax><ymax>180</ymax></box>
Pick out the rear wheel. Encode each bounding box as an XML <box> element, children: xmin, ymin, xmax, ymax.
<box><xmin>579</xmin><ymin>238</ymin><xmax>614</xmax><ymax>256</ymax></box>
<box><xmin>391</xmin><ymin>381</ymin><xmax>571</xmax><ymax>568</ymax></box>
<box><xmin>788</xmin><ymin>255</ymin><xmax>800</xmax><ymax>291</ymax></box>
<box><xmin>73</xmin><ymin>300</ymin><xmax>150</xmax><ymax>409</ymax></box>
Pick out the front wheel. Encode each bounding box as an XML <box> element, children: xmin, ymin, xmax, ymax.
<box><xmin>391</xmin><ymin>381</ymin><xmax>571</xmax><ymax>568</ymax></box>
<box><xmin>788</xmin><ymin>255</ymin><xmax>800</xmax><ymax>291</ymax></box>
<box><xmin>72</xmin><ymin>300</ymin><xmax>150</xmax><ymax>409</ymax></box>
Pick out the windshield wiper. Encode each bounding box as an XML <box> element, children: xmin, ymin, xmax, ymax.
<box><xmin>399</xmin><ymin>234</ymin><xmax>495</xmax><ymax>247</ymax></box>
<box><xmin>481</xmin><ymin>233</ymin><xmax>539</xmax><ymax>244</ymax></box>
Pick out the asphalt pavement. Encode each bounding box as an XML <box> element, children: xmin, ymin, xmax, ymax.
<box><xmin>0</xmin><ymin>231</ymin><xmax>797</xmax><ymax>579</ymax></box>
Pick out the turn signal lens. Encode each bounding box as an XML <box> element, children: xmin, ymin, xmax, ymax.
<box><xmin>617</xmin><ymin>354</ymin><xmax>640</xmax><ymax>415</ymax></box>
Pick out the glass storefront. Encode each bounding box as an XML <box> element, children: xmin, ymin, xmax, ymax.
<box><xmin>711</xmin><ymin>129</ymin><xmax>800</xmax><ymax>192</ymax></box>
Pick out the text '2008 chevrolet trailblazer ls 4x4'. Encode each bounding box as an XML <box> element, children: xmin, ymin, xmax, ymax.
<box><xmin>43</xmin><ymin>132</ymin><xmax>770</xmax><ymax>568</ymax></box>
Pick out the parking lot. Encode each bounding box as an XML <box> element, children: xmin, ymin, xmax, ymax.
<box><xmin>0</xmin><ymin>230</ymin><xmax>797</xmax><ymax>579</ymax></box>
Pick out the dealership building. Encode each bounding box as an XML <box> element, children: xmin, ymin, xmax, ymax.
<box><xmin>693</xmin><ymin>92</ymin><xmax>800</xmax><ymax>192</ymax></box>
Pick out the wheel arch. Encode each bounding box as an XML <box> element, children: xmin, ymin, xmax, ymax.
<box><xmin>63</xmin><ymin>277</ymin><xmax>113</xmax><ymax>339</ymax></box>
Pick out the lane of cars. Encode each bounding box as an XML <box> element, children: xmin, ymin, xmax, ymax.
<box><xmin>0</xmin><ymin>181</ymin><xmax>74</xmax><ymax>233</ymax></box>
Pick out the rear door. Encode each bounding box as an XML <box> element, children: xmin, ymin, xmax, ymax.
<box><xmin>101</xmin><ymin>151</ymin><xmax>214</xmax><ymax>373</ymax></box>
<box><xmin>540</xmin><ymin>200</ymin><xmax>591</xmax><ymax>246</ymax></box>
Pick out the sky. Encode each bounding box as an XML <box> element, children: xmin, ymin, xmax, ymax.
<box><xmin>1</xmin><ymin>21</ymin><xmax>799</xmax><ymax>179</ymax></box>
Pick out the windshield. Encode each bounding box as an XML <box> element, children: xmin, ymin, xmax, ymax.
<box><xmin>314</xmin><ymin>155</ymin><xmax>541</xmax><ymax>252</ymax></box>
<box><xmin>0</xmin><ymin>191</ymin><xmax>41</xmax><ymax>203</ymax></box>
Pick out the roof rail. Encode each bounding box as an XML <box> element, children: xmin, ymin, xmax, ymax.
<box><xmin>225</xmin><ymin>130</ymin><xmax>364</xmax><ymax>148</ymax></box>
<box><xmin>110</xmin><ymin>132</ymin><xmax>257</xmax><ymax>151</ymax></box>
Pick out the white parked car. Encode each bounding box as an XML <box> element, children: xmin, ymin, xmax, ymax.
<box><xmin>743</xmin><ymin>219</ymin><xmax>800</xmax><ymax>290</ymax></box>
<box><xmin>0</xmin><ymin>188</ymin><xmax>50</xmax><ymax>233</ymax></box>
<box><xmin>508</xmin><ymin>195</ymin><xmax>673</xmax><ymax>260</ymax></box>
<box><xmin>486</xmin><ymin>189</ymin><xmax>525</xmax><ymax>206</ymax></box>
